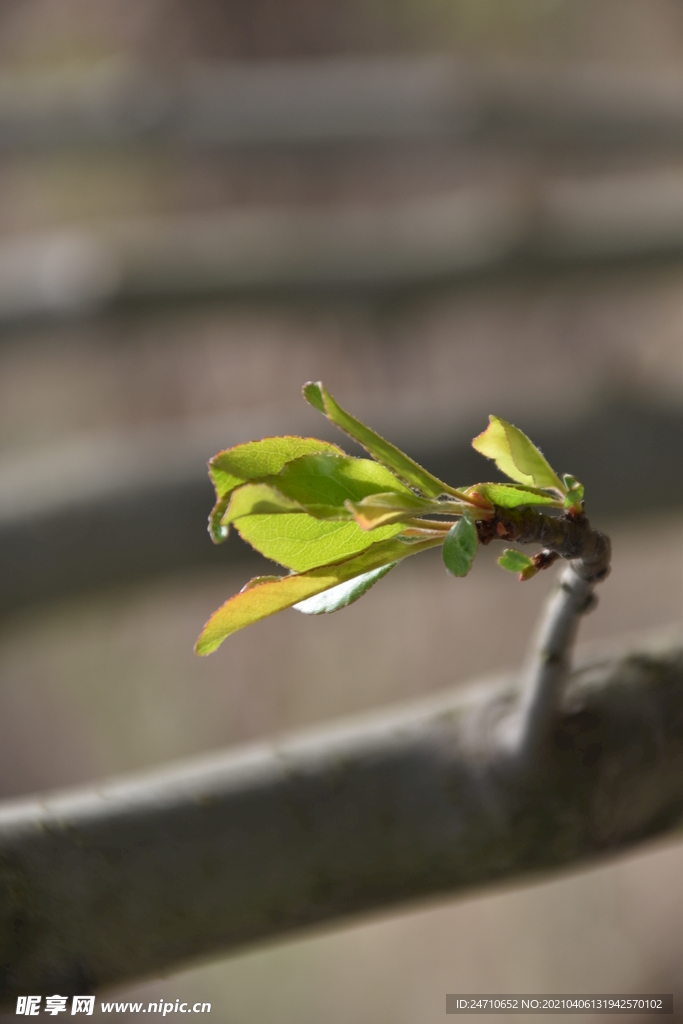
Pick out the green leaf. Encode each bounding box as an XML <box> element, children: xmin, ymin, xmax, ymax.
<box><xmin>234</xmin><ymin>513</ymin><xmax>404</xmax><ymax>571</ymax></box>
<box><xmin>240</xmin><ymin>575</ymin><xmax>283</xmax><ymax>589</ymax></box>
<box><xmin>208</xmin><ymin>436</ymin><xmax>344</xmax><ymax>542</ymax></box>
<box><xmin>347</xmin><ymin>491</ymin><xmax>464</xmax><ymax>529</ymax></box>
<box><xmin>195</xmin><ymin>534</ymin><xmax>443</xmax><ymax>654</ymax></box>
<box><xmin>223</xmin><ymin>483</ymin><xmax>309</xmax><ymax>525</ymax></box>
<box><xmin>469</xmin><ymin>482</ymin><xmax>561</xmax><ymax>509</ymax></box>
<box><xmin>562</xmin><ymin>474</ymin><xmax>585</xmax><ymax>509</ymax></box>
<box><xmin>293</xmin><ymin>563</ymin><xmax>396</xmax><ymax>615</ymax></box>
<box><xmin>269</xmin><ymin>453</ymin><xmax>413</xmax><ymax>509</ymax></box>
<box><xmin>222</xmin><ymin>453</ymin><xmax>417</xmax><ymax>530</ymax></box>
<box><xmin>302</xmin><ymin>382</ymin><xmax>326</xmax><ymax>413</ymax></box>
<box><xmin>303</xmin><ymin>381</ymin><xmax>463</xmax><ymax>499</ymax></box>
<box><xmin>498</xmin><ymin>548</ymin><xmax>534</xmax><ymax>574</ymax></box>
<box><xmin>564</xmin><ymin>489</ymin><xmax>584</xmax><ymax>510</ymax></box>
<box><xmin>442</xmin><ymin>513</ymin><xmax>478</xmax><ymax>577</ymax></box>
<box><xmin>209</xmin><ymin>436</ymin><xmax>345</xmax><ymax>497</ymax></box>
<box><xmin>228</xmin><ymin>452</ymin><xmax>414</xmax><ymax>569</ymax></box>
<box><xmin>472</xmin><ymin>416</ymin><xmax>565</xmax><ymax>494</ymax></box>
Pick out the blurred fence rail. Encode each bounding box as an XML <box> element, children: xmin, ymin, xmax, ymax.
<box><xmin>0</xmin><ymin>630</ymin><xmax>680</xmax><ymax>1000</ymax></box>
<box><xmin>0</xmin><ymin>57</ymin><xmax>681</xmax><ymax>153</ymax></box>
<box><xmin>0</xmin><ymin>169</ymin><xmax>681</xmax><ymax>321</ymax></box>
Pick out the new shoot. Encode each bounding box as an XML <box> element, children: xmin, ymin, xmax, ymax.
<box><xmin>195</xmin><ymin>383</ymin><xmax>604</xmax><ymax>657</ymax></box>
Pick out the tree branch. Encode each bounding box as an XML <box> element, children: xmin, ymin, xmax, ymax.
<box><xmin>478</xmin><ymin>508</ymin><xmax>612</xmax><ymax>769</ymax></box>
<box><xmin>0</xmin><ymin>631</ymin><xmax>679</xmax><ymax>1002</ymax></box>
<box><xmin>477</xmin><ymin>507</ymin><xmax>611</xmax><ymax>582</ymax></box>
<box><xmin>512</xmin><ymin>564</ymin><xmax>601</xmax><ymax>769</ymax></box>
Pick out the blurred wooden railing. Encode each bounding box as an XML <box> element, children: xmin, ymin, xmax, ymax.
<box><xmin>0</xmin><ymin>170</ymin><xmax>680</xmax><ymax>322</ymax></box>
<box><xmin>0</xmin><ymin>57</ymin><xmax>680</xmax><ymax>152</ymax></box>
<box><xmin>0</xmin><ymin>56</ymin><xmax>680</xmax><ymax>323</ymax></box>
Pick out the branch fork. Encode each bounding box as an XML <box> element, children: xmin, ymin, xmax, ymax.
<box><xmin>477</xmin><ymin>508</ymin><xmax>612</xmax><ymax>772</ymax></box>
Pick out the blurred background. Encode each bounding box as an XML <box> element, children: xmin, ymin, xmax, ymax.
<box><xmin>0</xmin><ymin>0</ymin><xmax>681</xmax><ymax>1020</ymax></box>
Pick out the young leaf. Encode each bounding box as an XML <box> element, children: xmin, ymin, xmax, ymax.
<box><xmin>562</xmin><ymin>474</ymin><xmax>585</xmax><ymax>510</ymax></box>
<box><xmin>498</xmin><ymin>548</ymin><xmax>535</xmax><ymax>574</ymax></box>
<box><xmin>564</xmin><ymin>491</ymin><xmax>584</xmax><ymax>510</ymax></box>
<box><xmin>195</xmin><ymin>534</ymin><xmax>443</xmax><ymax>654</ymax></box>
<box><xmin>472</xmin><ymin>416</ymin><xmax>565</xmax><ymax>494</ymax></box>
<box><xmin>234</xmin><ymin>513</ymin><xmax>404</xmax><ymax>572</ymax></box>
<box><xmin>269</xmin><ymin>453</ymin><xmax>413</xmax><ymax>508</ymax></box>
<box><xmin>347</xmin><ymin>491</ymin><xmax>464</xmax><ymax>530</ymax></box>
<box><xmin>208</xmin><ymin>436</ymin><xmax>344</xmax><ymax>541</ymax></box>
<box><xmin>303</xmin><ymin>381</ymin><xmax>464</xmax><ymax>499</ymax></box>
<box><xmin>240</xmin><ymin>575</ymin><xmax>283</xmax><ymax>590</ymax></box>
<box><xmin>222</xmin><ymin>454</ymin><xmax>417</xmax><ymax>529</ymax></box>
<box><xmin>468</xmin><ymin>482</ymin><xmax>561</xmax><ymax>509</ymax></box>
<box><xmin>223</xmin><ymin>483</ymin><xmax>307</xmax><ymax>525</ymax></box>
<box><xmin>442</xmin><ymin>513</ymin><xmax>478</xmax><ymax>577</ymax></box>
<box><xmin>209</xmin><ymin>436</ymin><xmax>345</xmax><ymax>497</ymax></box>
<box><xmin>293</xmin><ymin>563</ymin><xmax>396</xmax><ymax>614</ymax></box>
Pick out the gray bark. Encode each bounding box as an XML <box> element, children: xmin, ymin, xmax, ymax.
<box><xmin>0</xmin><ymin>631</ymin><xmax>681</xmax><ymax>1001</ymax></box>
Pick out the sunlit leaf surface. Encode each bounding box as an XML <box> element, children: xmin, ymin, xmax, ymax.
<box><xmin>268</xmin><ymin>453</ymin><xmax>412</xmax><ymax>507</ymax></box>
<box><xmin>234</xmin><ymin>513</ymin><xmax>404</xmax><ymax>571</ymax></box>
<box><xmin>303</xmin><ymin>381</ymin><xmax>461</xmax><ymax>498</ymax></box>
<box><xmin>195</xmin><ymin>534</ymin><xmax>442</xmax><ymax>653</ymax></box>
<box><xmin>472</xmin><ymin>416</ymin><xmax>564</xmax><ymax>493</ymax></box>
<box><xmin>348</xmin><ymin>491</ymin><xmax>463</xmax><ymax>529</ymax></box>
<box><xmin>223</xmin><ymin>483</ymin><xmax>306</xmax><ymax>524</ymax></box>
<box><xmin>293</xmin><ymin>563</ymin><xmax>397</xmax><ymax>614</ymax></box>
<box><xmin>470</xmin><ymin>482</ymin><xmax>560</xmax><ymax>509</ymax></box>
<box><xmin>208</xmin><ymin>436</ymin><xmax>344</xmax><ymax>541</ymax></box>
